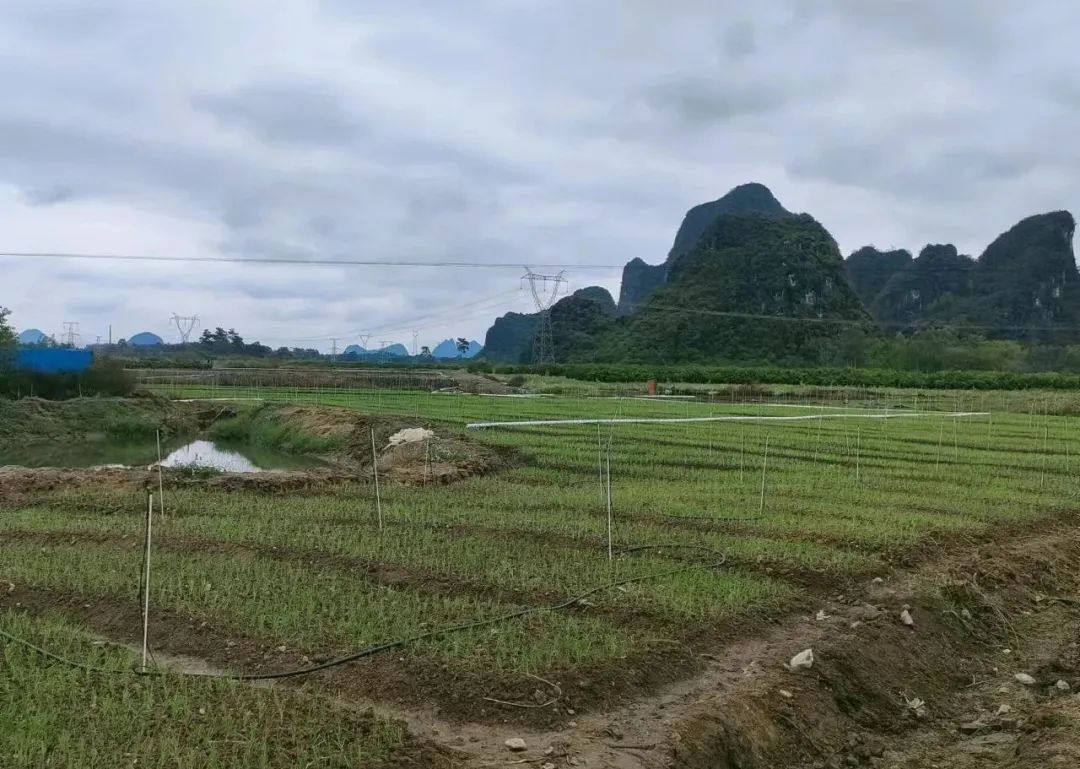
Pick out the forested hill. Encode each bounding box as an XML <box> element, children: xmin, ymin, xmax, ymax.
<box><xmin>848</xmin><ymin>211</ymin><xmax>1079</xmax><ymax>342</ymax></box>
<box><xmin>480</xmin><ymin>183</ymin><xmax>1079</xmax><ymax>364</ymax></box>
<box><xmin>601</xmin><ymin>212</ymin><xmax>870</xmax><ymax>362</ymax></box>
<box><xmin>616</xmin><ymin>182</ymin><xmax>792</xmax><ymax>315</ymax></box>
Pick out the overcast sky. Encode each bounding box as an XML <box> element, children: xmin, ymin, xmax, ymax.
<box><xmin>3</xmin><ymin>0</ymin><xmax>1078</xmax><ymax>350</ymax></box>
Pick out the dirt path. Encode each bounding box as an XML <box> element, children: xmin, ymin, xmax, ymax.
<box><xmin>407</xmin><ymin>517</ymin><xmax>1080</xmax><ymax>767</ymax></box>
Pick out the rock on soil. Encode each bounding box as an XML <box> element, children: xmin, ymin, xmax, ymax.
<box><xmin>788</xmin><ymin>648</ymin><xmax>814</xmax><ymax>670</ymax></box>
<box><xmin>387</xmin><ymin>427</ymin><xmax>435</xmax><ymax>447</ymax></box>
<box><xmin>504</xmin><ymin>737</ymin><xmax>527</xmax><ymax>751</ymax></box>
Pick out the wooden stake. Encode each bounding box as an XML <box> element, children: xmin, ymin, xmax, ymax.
<box><xmin>597</xmin><ymin>422</ymin><xmax>604</xmax><ymax>507</ymax></box>
<box><xmin>855</xmin><ymin>427</ymin><xmax>861</xmax><ymax>484</ymax></box>
<box><xmin>141</xmin><ymin>492</ymin><xmax>154</xmax><ymax>673</ymax></box>
<box><xmin>155</xmin><ymin>429</ymin><xmax>165</xmax><ymax>521</ymax></box>
<box><xmin>605</xmin><ymin>441</ymin><xmax>613</xmax><ymax>561</ymax></box>
<box><xmin>758</xmin><ymin>435</ymin><xmax>770</xmax><ymax>516</ymax></box>
<box><xmin>371</xmin><ymin>428</ymin><xmax>383</xmax><ymax>530</ymax></box>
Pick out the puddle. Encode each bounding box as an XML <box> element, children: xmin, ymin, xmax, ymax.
<box><xmin>0</xmin><ymin>438</ymin><xmax>323</xmax><ymax>473</ymax></box>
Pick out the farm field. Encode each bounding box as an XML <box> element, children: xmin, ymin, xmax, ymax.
<box><xmin>2</xmin><ymin>384</ymin><xmax>1079</xmax><ymax>767</ymax></box>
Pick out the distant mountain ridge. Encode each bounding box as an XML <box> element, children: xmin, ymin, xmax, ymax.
<box><xmin>16</xmin><ymin>328</ymin><xmax>49</xmax><ymax>345</ymax></box>
<box><xmin>480</xmin><ymin>184</ymin><xmax>1080</xmax><ymax>363</ymax></box>
<box><xmin>432</xmin><ymin>339</ymin><xmax>482</xmax><ymax>359</ymax></box>
<box><xmin>847</xmin><ymin>211</ymin><xmax>1079</xmax><ymax>341</ymax></box>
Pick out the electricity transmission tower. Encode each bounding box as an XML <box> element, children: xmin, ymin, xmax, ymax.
<box><xmin>170</xmin><ymin>314</ymin><xmax>199</xmax><ymax>344</ymax></box>
<box><xmin>521</xmin><ymin>267</ymin><xmax>567</xmax><ymax>364</ymax></box>
<box><xmin>60</xmin><ymin>321</ymin><xmax>80</xmax><ymax>348</ymax></box>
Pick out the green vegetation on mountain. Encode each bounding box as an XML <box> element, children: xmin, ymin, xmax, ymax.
<box><xmin>844</xmin><ymin>247</ymin><xmax>913</xmax><ymax>308</ymax></box>
<box><xmin>616</xmin><ymin>183</ymin><xmax>793</xmax><ymax>315</ymax></box>
<box><xmin>482</xmin><ymin>287</ymin><xmax>617</xmax><ymax>363</ymax></box>
<box><xmin>869</xmin><ymin>244</ymin><xmax>976</xmax><ymax>328</ymax></box>
<box><xmin>549</xmin><ymin>287</ymin><xmax>617</xmax><ymax>362</ymax></box>
<box><xmin>853</xmin><ymin>211</ymin><xmax>1079</xmax><ymax>342</ymax></box>
<box><xmin>482</xmin><ymin>182</ymin><xmax>1080</xmax><ymax>367</ymax></box>
<box><xmin>480</xmin><ymin>311</ymin><xmax>540</xmax><ymax>363</ymax></box>
<box><xmin>601</xmin><ymin>212</ymin><xmax>871</xmax><ymax>363</ymax></box>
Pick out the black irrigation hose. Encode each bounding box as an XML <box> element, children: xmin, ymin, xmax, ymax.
<box><xmin>0</xmin><ymin>544</ymin><xmax>727</xmax><ymax>682</ymax></box>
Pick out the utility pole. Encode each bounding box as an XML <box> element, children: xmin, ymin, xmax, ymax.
<box><xmin>521</xmin><ymin>267</ymin><xmax>567</xmax><ymax>364</ymax></box>
<box><xmin>411</xmin><ymin>330</ymin><xmax>419</xmax><ymax>357</ymax></box>
<box><xmin>330</xmin><ymin>338</ymin><xmax>338</xmax><ymax>364</ymax></box>
<box><xmin>170</xmin><ymin>314</ymin><xmax>199</xmax><ymax>344</ymax></box>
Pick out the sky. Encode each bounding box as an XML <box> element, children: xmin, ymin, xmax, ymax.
<box><xmin>3</xmin><ymin>0</ymin><xmax>1079</xmax><ymax>351</ymax></box>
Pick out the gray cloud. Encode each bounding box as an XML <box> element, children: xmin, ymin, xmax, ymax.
<box><xmin>639</xmin><ymin>77</ymin><xmax>788</xmax><ymax>126</ymax></box>
<box><xmin>0</xmin><ymin>0</ymin><xmax>1077</xmax><ymax>349</ymax></box>
<box><xmin>194</xmin><ymin>81</ymin><xmax>368</xmax><ymax>147</ymax></box>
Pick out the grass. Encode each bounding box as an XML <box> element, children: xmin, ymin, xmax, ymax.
<box><xmin>1</xmin><ymin>383</ymin><xmax>1078</xmax><ymax>756</ymax></box>
<box><xmin>0</xmin><ymin>613</ymin><xmax>412</xmax><ymax>769</ymax></box>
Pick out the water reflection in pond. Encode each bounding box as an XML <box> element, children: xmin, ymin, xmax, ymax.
<box><xmin>160</xmin><ymin>440</ymin><xmax>261</xmax><ymax>473</ymax></box>
<box><xmin>0</xmin><ymin>438</ymin><xmax>324</xmax><ymax>472</ymax></box>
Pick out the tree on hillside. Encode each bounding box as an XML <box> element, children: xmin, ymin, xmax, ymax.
<box><xmin>0</xmin><ymin>307</ymin><xmax>15</xmax><ymax>371</ymax></box>
<box><xmin>456</xmin><ymin>337</ymin><xmax>470</xmax><ymax>357</ymax></box>
<box><xmin>0</xmin><ymin>307</ymin><xmax>14</xmax><ymax>350</ymax></box>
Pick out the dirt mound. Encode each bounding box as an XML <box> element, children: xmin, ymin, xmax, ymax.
<box><xmin>243</xmin><ymin>403</ymin><xmax>512</xmax><ymax>484</ymax></box>
<box><xmin>0</xmin><ymin>396</ymin><xmax>213</xmax><ymax>451</ymax></box>
<box><xmin>376</xmin><ymin>433</ymin><xmax>511</xmax><ymax>485</ymax></box>
<box><xmin>0</xmin><ymin>465</ymin><xmax>358</xmax><ymax>504</ymax></box>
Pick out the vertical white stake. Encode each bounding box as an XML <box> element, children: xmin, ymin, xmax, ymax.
<box><xmin>605</xmin><ymin>445</ymin><xmax>613</xmax><ymax>561</ymax></box>
<box><xmin>758</xmin><ymin>435</ymin><xmax>770</xmax><ymax>517</ymax></box>
<box><xmin>155</xmin><ymin>429</ymin><xmax>165</xmax><ymax>521</ymax></box>
<box><xmin>371</xmin><ymin>428</ymin><xmax>383</xmax><ymax>531</ymax></box>
<box><xmin>141</xmin><ymin>492</ymin><xmax>153</xmax><ymax>673</ymax></box>
<box><xmin>597</xmin><ymin>422</ymin><xmax>604</xmax><ymax>507</ymax></box>
<box><xmin>855</xmin><ymin>427</ymin><xmax>861</xmax><ymax>484</ymax></box>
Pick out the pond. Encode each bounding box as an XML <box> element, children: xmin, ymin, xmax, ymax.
<box><xmin>0</xmin><ymin>437</ymin><xmax>324</xmax><ymax>473</ymax></box>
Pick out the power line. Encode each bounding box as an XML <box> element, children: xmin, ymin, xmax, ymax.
<box><xmin>0</xmin><ymin>250</ymin><xmax>624</xmax><ymax>271</ymax></box>
<box><xmin>641</xmin><ymin>303</ymin><xmax>1080</xmax><ymax>333</ymax></box>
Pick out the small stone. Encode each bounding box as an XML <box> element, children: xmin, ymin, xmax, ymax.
<box><xmin>779</xmin><ymin>689</ymin><xmax>794</xmax><ymax>699</ymax></box>
<box><xmin>1054</xmin><ymin>679</ymin><xmax>1071</xmax><ymax>692</ymax></box>
<box><xmin>544</xmin><ymin>746</ymin><xmax>555</xmax><ymax>755</ymax></box>
<box><xmin>198</xmin><ymin>707</ymin><xmax>206</xmax><ymax>715</ymax></box>
<box><xmin>854</xmin><ymin>603</ymin><xmax>882</xmax><ymax>622</ymax></box>
<box><xmin>275</xmin><ymin>645</ymin><xmax>287</xmax><ymax>653</ymax></box>
<box><xmin>900</xmin><ymin>609</ymin><xmax>915</xmax><ymax>627</ymax></box>
<box><xmin>568</xmin><ymin>720</ymin><xmax>577</xmax><ymax>728</ymax></box>
<box><xmin>789</xmin><ymin>648</ymin><xmax>815</xmax><ymax>671</ymax></box>
<box><xmin>996</xmin><ymin>704</ymin><xmax>1012</xmax><ymax>716</ymax></box>
<box><xmin>543</xmin><ymin>764</ymin><xmax>556</xmax><ymax>769</ymax></box>
<box><xmin>959</xmin><ymin>720</ymin><xmax>986</xmax><ymax>734</ymax></box>
<box><xmin>816</xmin><ymin>609</ymin><xmax>830</xmax><ymax>621</ymax></box>
<box><xmin>1014</xmin><ymin>673</ymin><xmax>1037</xmax><ymax>686</ymax></box>
<box><xmin>872</xmin><ymin>577</ymin><xmax>884</xmax><ymax>584</ymax></box>
<box><xmin>504</xmin><ymin>737</ymin><xmax>527</xmax><ymax>752</ymax></box>
<box><xmin>960</xmin><ymin>608</ymin><xmax>972</xmax><ymax>620</ymax></box>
